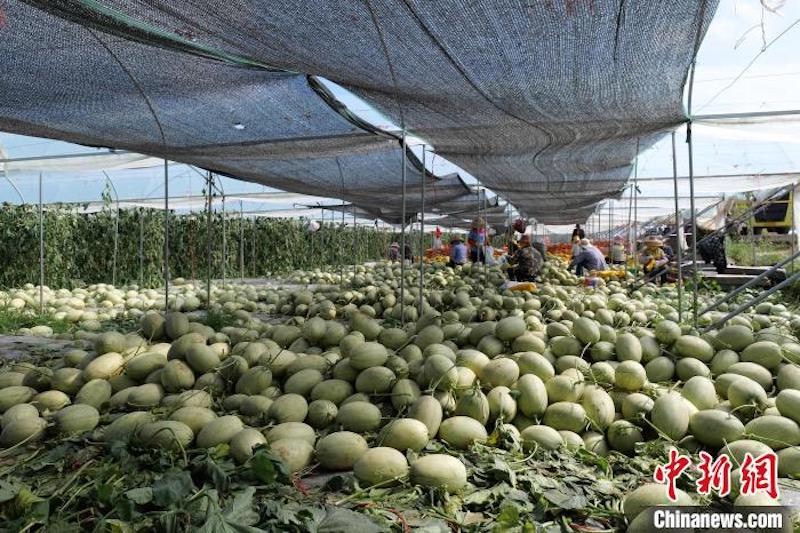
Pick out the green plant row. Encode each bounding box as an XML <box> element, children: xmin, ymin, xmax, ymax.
<box><xmin>0</xmin><ymin>203</ymin><xmax>410</xmax><ymax>288</ymax></box>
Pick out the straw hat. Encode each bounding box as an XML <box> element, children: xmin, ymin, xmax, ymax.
<box><xmin>472</xmin><ymin>216</ymin><xmax>486</xmax><ymax>228</ymax></box>
<box><xmin>644</xmin><ymin>235</ymin><xmax>663</xmax><ymax>247</ymax></box>
<box><xmin>390</xmin><ymin>242</ymin><xmax>400</xmax><ymax>249</ymax></box>
<box><xmin>579</xmin><ymin>238</ymin><xmax>591</xmax><ymax>247</ymax></box>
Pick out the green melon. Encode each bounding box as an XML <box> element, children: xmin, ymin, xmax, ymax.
<box><xmin>741</xmin><ymin>341</ymin><xmax>783</xmax><ymax>370</ymax></box>
<box><xmin>378</xmin><ymin>418</ymin><xmax>429</xmax><ymax>452</ymax></box>
<box><xmin>102</xmin><ymin>411</ymin><xmax>153</xmax><ymax>443</ymax></box>
<box><xmin>623</xmin><ymin>483</ymin><xmax>694</xmax><ymax>522</ymax></box>
<box><xmin>645</xmin><ymin>357</ymin><xmax>675</xmax><ymax>383</ymax></box>
<box><xmin>616</xmin><ymin>333</ymin><xmax>642</xmax><ymax>362</ymax></box>
<box><xmin>0</xmin><ymin>416</ymin><xmax>46</xmax><ymax>447</ymax></box>
<box><xmin>682</xmin><ymin>376</ymin><xmax>718</xmax><ymax>410</ymax></box>
<box><xmin>54</xmin><ymin>404</ymin><xmax>99</xmax><ymax>435</ymax></box>
<box><xmin>196</xmin><ymin>415</ymin><xmax>244</xmax><ymax>448</ymax></box>
<box><xmin>168</xmin><ymin>406</ymin><xmax>217</xmax><ymax>434</ymax></box>
<box><xmin>353</xmin><ymin>447</ymin><xmax>409</xmax><ymax>486</ymax></box>
<box><xmin>651</xmin><ymin>393</ymin><xmax>689</xmax><ymax>441</ymax></box>
<box><xmin>139</xmin><ymin>421</ymin><xmax>194</xmax><ymax>450</ymax></box>
<box><xmin>410</xmin><ymin>454</ymin><xmax>467</xmax><ymax>492</ymax></box>
<box><xmin>615</xmin><ymin>361</ymin><xmax>647</xmax><ymax>391</ymax></box>
<box><xmin>689</xmin><ymin>409</ymin><xmax>745</xmax><ymax>448</ymax></box>
<box><xmin>520</xmin><ymin>424</ymin><xmax>564</xmax><ymax>451</ymax></box>
<box><xmin>267</xmin><ymin>394</ymin><xmax>308</xmax><ymax>423</ymax></box>
<box><xmin>607</xmin><ymin>420</ymin><xmax>643</xmax><ymax>455</ymax></box>
<box><xmin>265</xmin><ymin>422</ymin><xmax>316</xmax><ymax>445</ymax></box>
<box><xmin>716</xmin><ymin>325</ymin><xmax>754</xmax><ymax>351</ymax></box>
<box><xmin>315</xmin><ymin>431</ymin><xmax>368</xmax><ymax>471</ymax></box>
<box><xmin>674</xmin><ymin>336</ymin><xmax>714</xmax><ymax>362</ymax></box>
<box><xmin>230</xmin><ymin>428</ymin><xmax>267</xmax><ymax>464</ymax></box>
<box><xmin>744</xmin><ymin>415</ymin><xmax>800</xmax><ymax>449</ymax></box>
<box><xmin>581</xmin><ymin>386</ymin><xmax>615</xmax><ymax>431</ymax></box>
<box><xmin>438</xmin><ymin>416</ymin><xmax>488</xmax><ymax>449</ymax></box>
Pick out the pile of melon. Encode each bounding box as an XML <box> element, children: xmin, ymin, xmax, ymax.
<box><xmin>1</xmin><ymin>264</ymin><xmax>799</xmax><ymax>528</ymax></box>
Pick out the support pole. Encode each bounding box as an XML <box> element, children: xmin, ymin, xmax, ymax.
<box><xmin>671</xmin><ymin>131</ymin><xmax>684</xmax><ymax>322</ymax></box>
<box><xmin>687</xmin><ymin>122</ymin><xmax>699</xmax><ymax>327</ymax></box>
<box><xmin>352</xmin><ymin>204</ymin><xmax>357</xmax><ymax>279</ymax></box>
<box><xmin>38</xmin><ymin>172</ymin><xmax>44</xmax><ymax>314</ymax></box>
<box><xmin>704</xmin><ymin>269</ymin><xmax>800</xmax><ymax>332</ymax></box>
<box><xmin>418</xmin><ymin>145</ymin><xmax>426</xmax><ymax>315</ymax></box>
<box><xmin>748</xmin><ymin>193</ymin><xmax>756</xmax><ymax>265</ymax></box>
<box><xmin>633</xmin><ymin>138</ymin><xmax>640</xmax><ymax>261</ymax></box>
<box><xmin>206</xmin><ymin>171</ymin><xmax>213</xmax><ymax>310</ymax></box>
<box><xmin>793</xmin><ymin>184</ymin><xmax>797</xmax><ymax>275</ymax></box>
<box><xmin>139</xmin><ymin>210</ymin><xmax>144</xmax><ymax>287</ymax></box>
<box><xmin>163</xmin><ymin>160</ymin><xmax>170</xmax><ymax>311</ymax></box>
<box><xmin>700</xmin><ymin>249</ymin><xmax>800</xmax><ymax>316</ymax></box>
<box><xmin>400</xmin><ymin>131</ymin><xmax>407</xmax><ymax>325</ymax></box>
<box><xmin>239</xmin><ymin>201</ymin><xmax>244</xmax><ymax>281</ymax></box>
<box><xmin>103</xmin><ymin>172</ymin><xmax>120</xmax><ymax>287</ymax></box>
<box><xmin>221</xmin><ymin>195</ymin><xmax>227</xmax><ymax>288</ymax></box>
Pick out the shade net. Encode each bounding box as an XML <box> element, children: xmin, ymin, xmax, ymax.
<box><xmin>0</xmin><ymin>1</ymin><xmax>468</xmax><ymax>222</ymax></box>
<box><xmin>7</xmin><ymin>0</ymin><xmax>718</xmax><ymax>224</ymax></box>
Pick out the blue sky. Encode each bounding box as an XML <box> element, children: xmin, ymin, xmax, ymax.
<box><xmin>1</xmin><ymin>0</ymin><xmax>798</xmax><ymax>228</ymax></box>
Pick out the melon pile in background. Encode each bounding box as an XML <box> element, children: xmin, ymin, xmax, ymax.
<box><xmin>0</xmin><ymin>259</ymin><xmax>799</xmax><ymax>531</ymax></box>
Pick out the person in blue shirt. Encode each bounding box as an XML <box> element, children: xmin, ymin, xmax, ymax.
<box><xmin>448</xmin><ymin>237</ymin><xmax>468</xmax><ymax>267</ymax></box>
<box><xmin>569</xmin><ymin>238</ymin><xmax>607</xmax><ymax>275</ymax></box>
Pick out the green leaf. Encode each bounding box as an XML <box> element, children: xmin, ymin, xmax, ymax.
<box><xmin>151</xmin><ymin>471</ymin><xmax>195</xmax><ymax>509</ymax></box>
<box><xmin>125</xmin><ymin>487</ymin><xmax>153</xmax><ymax>505</ymax></box>
<box><xmin>0</xmin><ymin>479</ymin><xmax>21</xmax><ymax>504</ymax></box>
<box><xmin>316</xmin><ymin>508</ymin><xmax>383</xmax><ymax>533</ymax></box>
<box><xmin>542</xmin><ymin>489</ymin><xmax>588</xmax><ymax>510</ymax></box>
<box><xmin>222</xmin><ymin>487</ymin><xmax>259</xmax><ymax>526</ymax></box>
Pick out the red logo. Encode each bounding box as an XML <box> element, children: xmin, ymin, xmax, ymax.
<box><xmin>696</xmin><ymin>451</ymin><xmax>732</xmax><ymax>497</ymax></box>
<box><xmin>653</xmin><ymin>449</ymin><xmax>692</xmax><ymax>502</ymax></box>
<box><xmin>654</xmin><ymin>450</ymin><xmax>779</xmax><ymax>501</ymax></box>
<box><xmin>740</xmin><ymin>452</ymin><xmax>779</xmax><ymax>500</ymax></box>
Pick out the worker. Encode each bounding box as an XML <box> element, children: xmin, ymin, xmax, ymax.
<box><xmin>571</xmin><ymin>224</ymin><xmax>585</xmax><ymax>240</ymax></box>
<box><xmin>467</xmin><ymin>217</ymin><xmax>487</xmax><ymax>263</ymax></box>
<box><xmin>570</xmin><ymin>235</ymin><xmax>582</xmax><ymax>261</ymax></box>
<box><xmin>432</xmin><ymin>227</ymin><xmax>444</xmax><ymax>250</ymax></box>
<box><xmin>609</xmin><ymin>237</ymin><xmax>626</xmax><ymax>265</ymax></box>
<box><xmin>448</xmin><ymin>237</ymin><xmax>468</xmax><ymax>267</ymax></box>
<box><xmin>387</xmin><ymin>242</ymin><xmax>400</xmax><ymax>261</ymax></box>
<box><xmin>639</xmin><ymin>235</ymin><xmax>670</xmax><ymax>283</ymax></box>
<box><xmin>689</xmin><ymin>224</ymin><xmax>727</xmax><ymax>274</ymax></box>
<box><xmin>403</xmin><ymin>243</ymin><xmax>413</xmax><ymax>262</ymax></box>
<box><xmin>508</xmin><ymin>234</ymin><xmax>543</xmax><ymax>281</ymax></box>
<box><xmin>569</xmin><ymin>238</ymin><xmax>607</xmax><ymax>276</ymax></box>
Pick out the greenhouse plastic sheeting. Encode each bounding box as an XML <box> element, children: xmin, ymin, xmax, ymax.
<box><xmin>0</xmin><ymin>1</ymin><xmax>468</xmax><ymax>219</ymax></box>
<box><xmin>16</xmin><ymin>0</ymin><xmax>718</xmax><ymax>223</ymax></box>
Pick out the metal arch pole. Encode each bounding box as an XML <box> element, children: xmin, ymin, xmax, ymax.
<box><xmin>792</xmin><ymin>184</ymin><xmax>797</xmax><ymax>275</ymax></box>
<box><xmin>671</xmin><ymin>131</ymin><xmax>683</xmax><ymax>322</ymax></box>
<box><xmin>222</xmin><ymin>195</ymin><xmax>227</xmax><ymax>288</ymax></box>
<box><xmin>206</xmin><ymin>171</ymin><xmax>213</xmax><ymax>310</ymax></box>
<box><xmin>38</xmin><ymin>172</ymin><xmax>44</xmax><ymax>313</ymax></box>
<box><xmin>418</xmin><ymin>145</ymin><xmax>426</xmax><ymax>316</ymax></box>
<box><xmin>704</xmin><ymin>269</ymin><xmax>800</xmax><ymax>332</ymax></box>
<box><xmin>400</xmin><ymin>131</ymin><xmax>407</xmax><ymax>325</ymax></box>
<box><xmin>139</xmin><ymin>209</ymin><xmax>145</xmax><ymax>287</ymax></box>
<box><xmin>103</xmin><ymin>172</ymin><xmax>120</xmax><ymax>287</ymax></box>
<box><xmin>239</xmin><ymin>200</ymin><xmax>244</xmax><ymax>281</ymax></box>
<box><xmin>163</xmin><ymin>160</ymin><xmax>170</xmax><ymax>311</ymax></box>
<box><xmin>633</xmin><ymin>138</ymin><xmax>640</xmax><ymax>261</ymax></box>
<box><xmin>352</xmin><ymin>204</ymin><xmax>357</xmax><ymax>279</ymax></box>
<box><xmin>2</xmin><ymin>171</ymin><xmax>25</xmax><ymax>203</ymax></box>
<box><xmin>687</xmin><ymin>122</ymin><xmax>699</xmax><ymax>327</ymax></box>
